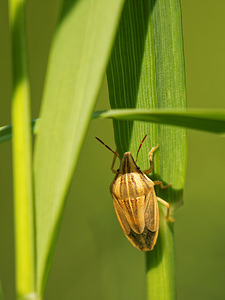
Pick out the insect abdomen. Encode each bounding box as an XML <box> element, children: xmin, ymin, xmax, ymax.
<box><xmin>127</xmin><ymin>227</ymin><xmax>159</xmax><ymax>251</ymax></box>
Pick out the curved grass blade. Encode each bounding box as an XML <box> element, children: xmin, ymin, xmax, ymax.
<box><xmin>1</xmin><ymin>107</ymin><xmax>225</xmax><ymax>146</ymax></box>
<box><xmin>93</xmin><ymin>109</ymin><xmax>225</xmax><ymax>134</ymax></box>
<box><xmin>0</xmin><ymin>119</ymin><xmax>38</xmax><ymax>143</ymax></box>
<box><xmin>33</xmin><ymin>0</ymin><xmax>125</xmax><ymax>294</ymax></box>
<box><xmin>0</xmin><ymin>124</ymin><xmax>13</xmax><ymax>143</ymax></box>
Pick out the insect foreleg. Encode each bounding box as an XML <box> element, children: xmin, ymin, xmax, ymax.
<box><xmin>111</xmin><ymin>149</ymin><xmax>118</xmax><ymax>174</ymax></box>
<box><xmin>143</xmin><ymin>145</ymin><xmax>159</xmax><ymax>175</ymax></box>
<box><xmin>157</xmin><ymin>197</ymin><xmax>174</xmax><ymax>222</ymax></box>
<box><xmin>153</xmin><ymin>180</ymin><xmax>172</xmax><ymax>189</ymax></box>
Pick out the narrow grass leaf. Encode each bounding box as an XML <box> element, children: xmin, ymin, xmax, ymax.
<box><xmin>33</xmin><ymin>0</ymin><xmax>125</xmax><ymax>294</ymax></box>
<box><xmin>0</xmin><ymin>119</ymin><xmax>38</xmax><ymax>143</ymax></box>
<box><xmin>93</xmin><ymin>109</ymin><xmax>225</xmax><ymax>134</ymax></box>
<box><xmin>0</xmin><ymin>124</ymin><xmax>13</xmax><ymax>143</ymax></box>
<box><xmin>1</xmin><ymin>107</ymin><xmax>225</xmax><ymax>146</ymax></box>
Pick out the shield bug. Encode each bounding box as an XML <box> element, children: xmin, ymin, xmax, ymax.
<box><xmin>96</xmin><ymin>136</ymin><xmax>173</xmax><ymax>251</ymax></box>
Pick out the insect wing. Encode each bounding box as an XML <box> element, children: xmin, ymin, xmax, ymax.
<box><xmin>129</xmin><ymin>226</ymin><xmax>158</xmax><ymax>251</ymax></box>
<box><xmin>112</xmin><ymin>189</ymin><xmax>159</xmax><ymax>251</ymax></box>
<box><xmin>112</xmin><ymin>196</ymin><xmax>131</xmax><ymax>235</ymax></box>
<box><xmin>112</xmin><ymin>194</ymin><xmax>148</xmax><ymax>234</ymax></box>
<box><xmin>145</xmin><ymin>188</ymin><xmax>159</xmax><ymax>232</ymax></box>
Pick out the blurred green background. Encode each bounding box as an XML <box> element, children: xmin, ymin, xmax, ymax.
<box><xmin>1</xmin><ymin>0</ymin><xmax>225</xmax><ymax>299</ymax></box>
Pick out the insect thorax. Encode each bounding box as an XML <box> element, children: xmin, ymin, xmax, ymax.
<box><xmin>110</xmin><ymin>172</ymin><xmax>154</xmax><ymax>200</ymax></box>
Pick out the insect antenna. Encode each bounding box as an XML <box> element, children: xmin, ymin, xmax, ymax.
<box><xmin>95</xmin><ymin>137</ymin><xmax>120</xmax><ymax>159</ymax></box>
<box><xmin>136</xmin><ymin>134</ymin><xmax>147</xmax><ymax>163</ymax></box>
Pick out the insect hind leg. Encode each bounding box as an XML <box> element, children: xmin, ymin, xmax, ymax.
<box><xmin>157</xmin><ymin>197</ymin><xmax>174</xmax><ymax>222</ymax></box>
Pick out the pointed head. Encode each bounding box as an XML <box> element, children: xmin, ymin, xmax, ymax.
<box><xmin>118</xmin><ymin>152</ymin><xmax>140</xmax><ymax>174</ymax></box>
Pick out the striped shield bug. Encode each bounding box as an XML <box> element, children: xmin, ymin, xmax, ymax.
<box><xmin>96</xmin><ymin>136</ymin><xmax>173</xmax><ymax>251</ymax></box>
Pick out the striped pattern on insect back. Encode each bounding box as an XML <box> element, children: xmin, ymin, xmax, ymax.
<box><xmin>118</xmin><ymin>196</ymin><xmax>146</xmax><ymax>234</ymax></box>
<box><xmin>110</xmin><ymin>152</ymin><xmax>159</xmax><ymax>251</ymax></box>
<box><xmin>111</xmin><ymin>172</ymin><xmax>156</xmax><ymax>235</ymax></box>
<box><xmin>111</xmin><ymin>172</ymin><xmax>153</xmax><ymax>200</ymax></box>
<box><xmin>113</xmin><ymin>192</ymin><xmax>159</xmax><ymax>251</ymax></box>
<box><xmin>145</xmin><ymin>188</ymin><xmax>159</xmax><ymax>232</ymax></box>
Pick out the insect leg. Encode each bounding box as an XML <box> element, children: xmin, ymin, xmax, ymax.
<box><xmin>143</xmin><ymin>145</ymin><xmax>159</xmax><ymax>174</ymax></box>
<box><xmin>153</xmin><ymin>180</ymin><xmax>172</xmax><ymax>189</ymax></box>
<box><xmin>157</xmin><ymin>197</ymin><xmax>174</xmax><ymax>222</ymax></box>
<box><xmin>111</xmin><ymin>149</ymin><xmax>118</xmax><ymax>174</ymax></box>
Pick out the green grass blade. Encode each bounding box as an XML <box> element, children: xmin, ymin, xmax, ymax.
<box><xmin>93</xmin><ymin>109</ymin><xmax>225</xmax><ymax>133</ymax></box>
<box><xmin>106</xmin><ymin>1</ymin><xmax>186</xmax><ymax>299</ymax></box>
<box><xmin>1</xmin><ymin>107</ymin><xmax>225</xmax><ymax>145</ymax></box>
<box><xmin>107</xmin><ymin>1</ymin><xmax>158</xmax><ymax>164</ymax></box>
<box><xmin>146</xmin><ymin>0</ymin><xmax>186</xmax><ymax>299</ymax></box>
<box><xmin>0</xmin><ymin>124</ymin><xmax>13</xmax><ymax>143</ymax></box>
<box><xmin>0</xmin><ymin>119</ymin><xmax>39</xmax><ymax>143</ymax></box>
<box><xmin>106</xmin><ymin>0</ymin><xmax>161</xmax><ymax>295</ymax></box>
<box><xmin>9</xmin><ymin>0</ymin><xmax>36</xmax><ymax>298</ymax></box>
<box><xmin>33</xmin><ymin>0</ymin><xmax>125</xmax><ymax>294</ymax></box>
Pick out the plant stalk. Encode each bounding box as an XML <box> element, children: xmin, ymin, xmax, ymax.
<box><xmin>9</xmin><ymin>0</ymin><xmax>36</xmax><ymax>298</ymax></box>
<box><xmin>146</xmin><ymin>209</ymin><xmax>176</xmax><ymax>299</ymax></box>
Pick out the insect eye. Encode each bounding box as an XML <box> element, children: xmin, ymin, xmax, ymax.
<box><xmin>137</xmin><ymin>166</ymin><xmax>140</xmax><ymax>170</ymax></box>
<box><xmin>117</xmin><ymin>168</ymin><xmax>119</xmax><ymax>172</ymax></box>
